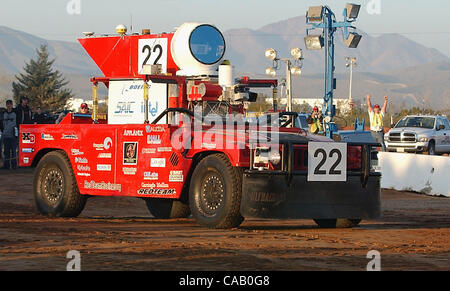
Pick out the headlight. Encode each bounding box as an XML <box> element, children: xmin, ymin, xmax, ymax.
<box><xmin>269</xmin><ymin>151</ymin><xmax>281</xmax><ymax>165</ymax></box>
<box><xmin>419</xmin><ymin>137</ymin><xmax>429</xmax><ymax>142</ymax></box>
<box><xmin>384</xmin><ymin>135</ymin><xmax>389</xmax><ymax>141</ymax></box>
<box><xmin>253</xmin><ymin>147</ymin><xmax>281</xmax><ymax>170</ymax></box>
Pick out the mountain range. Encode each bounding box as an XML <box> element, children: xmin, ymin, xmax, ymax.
<box><xmin>0</xmin><ymin>16</ymin><xmax>449</xmax><ymax>110</ymax></box>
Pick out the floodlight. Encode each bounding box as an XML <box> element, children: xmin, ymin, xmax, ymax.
<box><xmin>344</xmin><ymin>32</ymin><xmax>362</xmax><ymax>48</ymax></box>
<box><xmin>304</xmin><ymin>35</ymin><xmax>324</xmax><ymax>50</ymax></box>
<box><xmin>265</xmin><ymin>48</ymin><xmax>278</xmax><ymax>61</ymax></box>
<box><xmin>290</xmin><ymin>66</ymin><xmax>302</xmax><ymax>76</ymax></box>
<box><xmin>290</xmin><ymin>48</ymin><xmax>303</xmax><ymax>60</ymax></box>
<box><xmin>345</xmin><ymin>3</ymin><xmax>361</xmax><ymax>19</ymax></box>
<box><xmin>265</xmin><ymin>67</ymin><xmax>276</xmax><ymax>77</ymax></box>
<box><xmin>307</xmin><ymin>6</ymin><xmax>324</xmax><ymax>22</ymax></box>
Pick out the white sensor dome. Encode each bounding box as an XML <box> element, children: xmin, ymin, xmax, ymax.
<box><xmin>171</xmin><ymin>23</ymin><xmax>226</xmax><ymax>76</ymax></box>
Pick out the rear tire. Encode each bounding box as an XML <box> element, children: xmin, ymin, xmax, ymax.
<box><xmin>189</xmin><ymin>154</ymin><xmax>244</xmax><ymax>229</ymax></box>
<box><xmin>314</xmin><ymin>219</ymin><xmax>361</xmax><ymax>228</ymax></box>
<box><xmin>145</xmin><ymin>198</ymin><xmax>191</xmax><ymax>219</ymax></box>
<box><xmin>33</xmin><ymin>151</ymin><xmax>87</xmax><ymax>217</ymax></box>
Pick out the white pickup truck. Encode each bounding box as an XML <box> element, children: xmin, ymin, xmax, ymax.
<box><xmin>385</xmin><ymin>115</ymin><xmax>450</xmax><ymax>155</ymax></box>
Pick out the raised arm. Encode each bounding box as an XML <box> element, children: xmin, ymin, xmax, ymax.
<box><xmin>382</xmin><ymin>96</ymin><xmax>388</xmax><ymax>115</ymax></box>
<box><xmin>366</xmin><ymin>94</ymin><xmax>373</xmax><ymax>112</ymax></box>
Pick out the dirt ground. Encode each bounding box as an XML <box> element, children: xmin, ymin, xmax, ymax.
<box><xmin>0</xmin><ymin>168</ymin><xmax>448</xmax><ymax>271</ymax></box>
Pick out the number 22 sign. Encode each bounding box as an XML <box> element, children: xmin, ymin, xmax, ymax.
<box><xmin>138</xmin><ymin>38</ymin><xmax>168</xmax><ymax>74</ymax></box>
<box><xmin>308</xmin><ymin>142</ymin><xmax>347</xmax><ymax>182</ymax></box>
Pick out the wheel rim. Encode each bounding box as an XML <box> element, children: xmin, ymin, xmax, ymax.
<box><xmin>42</xmin><ymin>168</ymin><xmax>64</xmax><ymax>206</ymax></box>
<box><xmin>199</xmin><ymin>172</ymin><xmax>225</xmax><ymax>217</ymax></box>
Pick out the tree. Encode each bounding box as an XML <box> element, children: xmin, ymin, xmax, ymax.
<box><xmin>12</xmin><ymin>45</ymin><xmax>73</xmax><ymax>112</ymax></box>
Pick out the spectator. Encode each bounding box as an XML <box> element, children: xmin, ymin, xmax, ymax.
<box><xmin>307</xmin><ymin>106</ymin><xmax>323</xmax><ymax>134</ymax></box>
<box><xmin>33</xmin><ymin>106</ymin><xmax>47</xmax><ymax>124</ymax></box>
<box><xmin>367</xmin><ymin>94</ymin><xmax>388</xmax><ymax>151</ymax></box>
<box><xmin>15</xmin><ymin>96</ymin><xmax>33</xmax><ymax>127</ymax></box>
<box><xmin>1</xmin><ymin>100</ymin><xmax>18</xmax><ymax>170</ymax></box>
<box><xmin>0</xmin><ymin>107</ymin><xmax>5</xmax><ymax>165</ymax></box>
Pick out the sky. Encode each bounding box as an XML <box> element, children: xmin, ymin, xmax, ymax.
<box><xmin>0</xmin><ymin>0</ymin><xmax>449</xmax><ymax>57</ymax></box>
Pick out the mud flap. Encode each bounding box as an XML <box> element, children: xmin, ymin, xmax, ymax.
<box><xmin>241</xmin><ymin>173</ymin><xmax>381</xmax><ymax>219</ymax></box>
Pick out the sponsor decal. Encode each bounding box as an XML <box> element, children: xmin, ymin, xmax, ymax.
<box><xmin>124</xmin><ymin>129</ymin><xmax>144</xmax><ymax>136</ymax></box>
<box><xmin>77</xmin><ymin>165</ymin><xmax>91</xmax><ymax>172</ymax></box>
<box><xmin>157</xmin><ymin>182</ymin><xmax>169</xmax><ymax>188</ymax></box>
<box><xmin>77</xmin><ymin>173</ymin><xmax>91</xmax><ymax>177</ymax></box>
<box><xmin>169</xmin><ymin>170</ymin><xmax>184</xmax><ymax>182</ymax></box>
<box><xmin>146</xmin><ymin>125</ymin><xmax>165</xmax><ymax>133</ymax></box>
<box><xmin>151</xmin><ymin>158</ymin><xmax>166</xmax><ymax>168</ymax></box>
<box><xmin>61</xmin><ymin>134</ymin><xmax>78</xmax><ymax>140</ymax></box>
<box><xmin>23</xmin><ymin>157</ymin><xmax>30</xmax><ymax>164</ymax></box>
<box><xmin>94</xmin><ymin>137</ymin><xmax>113</xmax><ymax>151</ymax></box>
<box><xmin>144</xmin><ymin>172</ymin><xmax>158</xmax><ymax>180</ymax></box>
<box><xmin>137</xmin><ymin>188</ymin><xmax>176</xmax><ymax>195</ymax></box>
<box><xmin>123</xmin><ymin>167</ymin><xmax>137</xmax><ymax>175</ymax></box>
<box><xmin>41</xmin><ymin>133</ymin><xmax>54</xmax><ymax>141</ymax></box>
<box><xmin>157</xmin><ymin>147</ymin><xmax>172</xmax><ymax>152</ymax></box>
<box><xmin>123</xmin><ymin>142</ymin><xmax>138</xmax><ymax>165</ymax></box>
<box><xmin>114</xmin><ymin>101</ymin><xmax>135</xmax><ymax>114</ymax></box>
<box><xmin>142</xmin><ymin>148</ymin><xmax>156</xmax><ymax>154</ymax></box>
<box><xmin>22</xmin><ymin>148</ymin><xmax>34</xmax><ymax>153</ymax></box>
<box><xmin>147</xmin><ymin>135</ymin><xmax>162</xmax><ymax>145</ymax></box>
<box><xmin>75</xmin><ymin>157</ymin><xmax>88</xmax><ymax>164</ymax></box>
<box><xmin>22</xmin><ymin>133</ymin><xmax>35</xmax><ymax>144</ymax></box>
<box><xmin>141</xmin><ymin>183</ymin><xmax>156</xmax><ymax>188</ymax></box>
<box><xmin>84</xmin><ymin>181</ymin><xmax>121</xmax><ymax>191</ymax></box>
<box><xmin>98</xmin><ymin>153</ymin><xmax>112</xmax><ymax>159</ymax></box>
<box><xmin>72</xmin><ymin>149</ymin><xmax>84</xmax><ymax>156</ymax></box>
<box><xmin>97</xmin><ymin>164</ymin><xmax>112</xmax><ymax>172</ymax></box>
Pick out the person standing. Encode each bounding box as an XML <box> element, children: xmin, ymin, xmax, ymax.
<box><xmin>367</xmin><ymin>94</ymin><xmax>388</xmax><ymax>151</ymax></box>
<box><xmin>1</xmin><ymin>100</ymin><xmax>18</xmax><ymax>170</ymax></box>
<box><xmin>307</xmin><ymin>106</ymin><xmax>324</xmax><ymax>134</ymax></box>
<box><xmin>15</xmin><ymin>96</ymin><xmax>33</xmax><ymax>127</ymax></box>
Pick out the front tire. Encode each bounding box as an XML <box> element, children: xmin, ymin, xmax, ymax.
<box><xmin>428</xmin><ymin>141</ymin><xmax>436</xmax><ymax>155</ymax></box>
<box><xmin>189</xmin><ymin>154</ymin><xmax>244</xmax><ymax>229</ymax></box>
<box><xmin>144</xmin><ymin>198</ymin><xmax>191</xmax><ymax>219</ymax></box>
<box><xmin>33</xmin><ymin>151</ymin><xmax>87</xmax><ymax>217</ymax></box>
<box><xmin>314</xmin><ymin>219</ymin><xmax>362</xmax><ymax>228</ymax></box>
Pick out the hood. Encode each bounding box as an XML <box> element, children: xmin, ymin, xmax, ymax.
<box><xmin>389</xmin><ymin>127</ymin><xmax>434</xmax><ymax>136</ymax></box>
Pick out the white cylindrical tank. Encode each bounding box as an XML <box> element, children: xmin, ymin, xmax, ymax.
<box><xmin>218</xmin><ymin>64</ymin><xmax>233</xmax><ymax>87</ymax></box>
<box><xmin>171</xmin><ymin>23</ymin><xmax>226</xmax><ymax>76</ymax></box>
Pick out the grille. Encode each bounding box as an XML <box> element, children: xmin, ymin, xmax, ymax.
<box><xmin>388</xmin><ymin>132</ymin><xmax>416</xmax><ymax>143</ymax></box>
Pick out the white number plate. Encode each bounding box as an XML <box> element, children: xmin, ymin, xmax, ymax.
<box><xmin>308</xmin><ymin>142</ymin><xmax>347</xmax><ymax>182</ymax></box>
<box><xmin>138</xmin><ymin>38</ymin><xmax>168</xmax><ymax>74</ymax></box>
<box><xmin>396</xmin><ymin>148</ymin><xmax>405</xmax><ymax>153</ymax></box>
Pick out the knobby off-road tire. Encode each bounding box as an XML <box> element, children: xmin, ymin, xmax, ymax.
<box><xmin>313</xmin><ymin>219</ymin><xmax>362</xmax><ymax>229</ymax></box>
<box><xmin>145</xmin><ymin>199</ymin><xmax>191</xmax><ymax>219</ymax></box>
<box><xmin>33</xmin><ymin>151</ymin><xmax>87</xmax><ymax>217</ymax></box>
<box><xmin>189</xmin><ymin>154</ymin><xmax>244</xmax><ymax>229</ymax></box>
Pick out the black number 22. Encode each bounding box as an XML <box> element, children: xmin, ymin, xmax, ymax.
<box><xmin>142</xmin><ymin>44</ymin><xmax>163</xmax><ymax>66</ymax></box>
<box><xmin>314</xmin><ymin>148</ymin><xmax>342</xmax><ymax>175</ymax></box>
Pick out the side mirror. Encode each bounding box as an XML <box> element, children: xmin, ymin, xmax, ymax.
<box><xmin>438</xmin><ymin>124</ymin><xmax>445</xmax><ymax>131</ymax></box>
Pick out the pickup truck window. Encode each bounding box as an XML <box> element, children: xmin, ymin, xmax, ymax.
<box><xmin>395</xmin><ymin>117</ymin><xmax>435</xmax><ymax>129</ymax></box>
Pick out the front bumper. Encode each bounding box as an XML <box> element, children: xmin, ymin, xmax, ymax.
<box><xmin>385</xmin><ymin>141</ymin><xmax>428</xmax><ymax>152</ymax></box>
<box><xmin>241</xmin><ymin>142</ymin><xmax>381</xmax><ymax>220</ymax></box>
<box><xmin>241</xmin><ymin>174</ymin><xmax>381</xmax><ymax>219</ymax></box>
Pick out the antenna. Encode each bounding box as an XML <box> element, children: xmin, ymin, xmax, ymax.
<box><xmin>130</xmin><ymin>14</ymin><xmax>133</xmax><ymax>34</ymax></box>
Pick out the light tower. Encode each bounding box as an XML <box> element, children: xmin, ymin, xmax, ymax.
<box><xmin>264</xmin><ymin>48</ymin><xmax>304</xmax><ymax>112</ymax></box>
<box><xmin>345</xmin><ymin>57</ymin><xmax>357</xmax><ymax>111</ymax></box>
<box><xmin>305</xmin><ymin>4</ymin><xmax>362</xmax><ymax>138</ymax></box>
